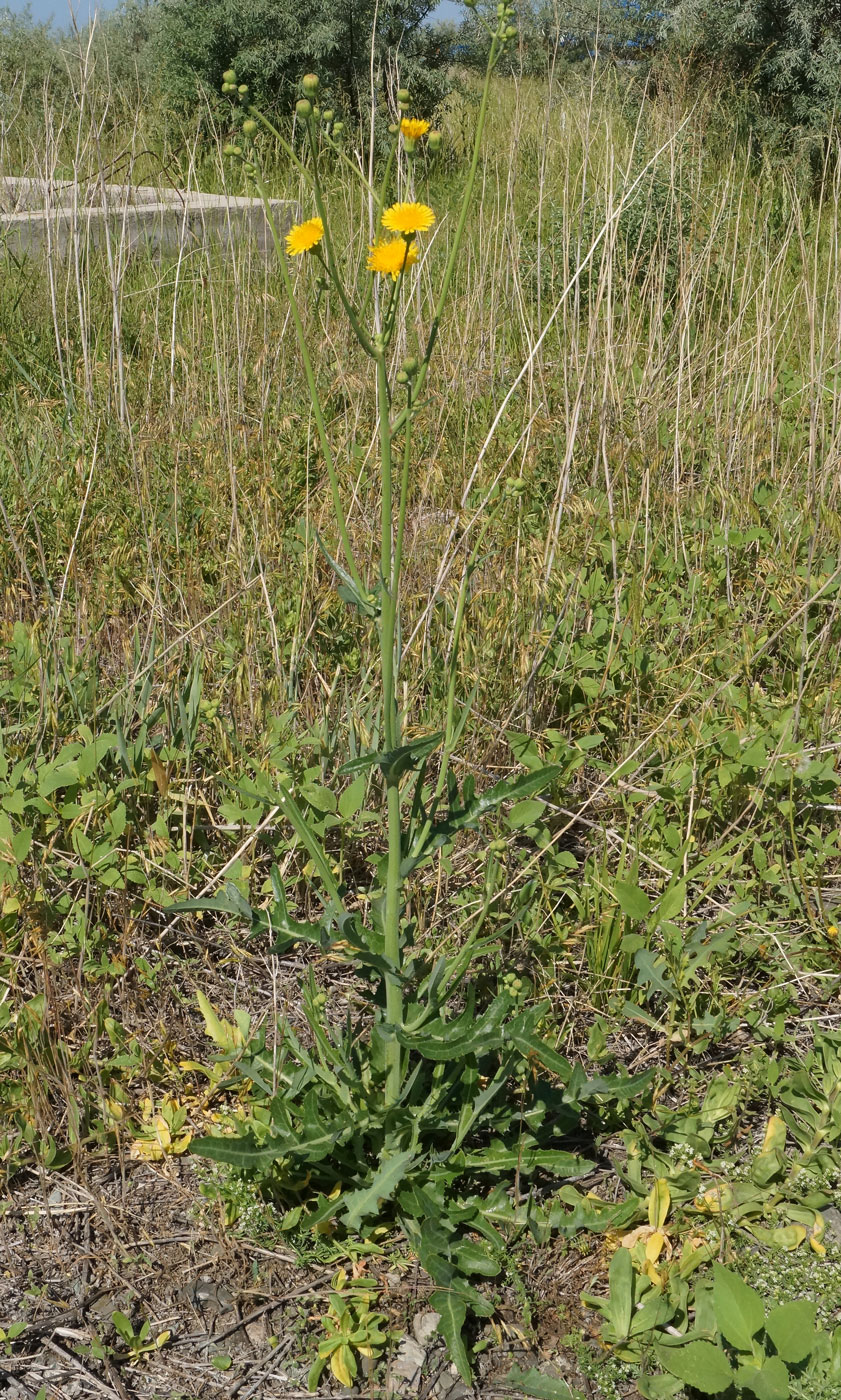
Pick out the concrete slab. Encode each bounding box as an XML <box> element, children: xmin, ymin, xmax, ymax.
<box><xmin>0</xmin><ymin>175</ymin><xmax>299</xmax><ymax>259</ymax></box>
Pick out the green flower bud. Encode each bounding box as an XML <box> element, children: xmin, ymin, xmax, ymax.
<box><xmin>397</xmin><ymin>87</ymin><xmax>410</xmax><ymax>105</ymax></box>
<box><xmin>505</xmin><ymin>24</ymin><xmax>517</xmax><ymax>38</ymax></box>
<box><xmin>302</xmin><ymin>73</ymin><xmax>320</xmax><ymax>97</ymax></box>
<box><xmin>221</xmin><ymin>82</ymin><xmax>235</xmax><ymax>94</ymax></box>
<box><xmin>428</xmin><ymin>129</ymin><xmax>442</xmax><ymax>153</ymax></box>
<box><xmin>296</xmin><ymin>98</ymin><xmax>312</xmax><ymax>119</ymax></box>
<box><xmin>402</xmin><ymin>356</ymin><xmax>419</xmax><ymax>376</ymax></box>
<box><xmin>396</xmin><ymin>370</ymin><xmax>409</xmax><ymax>385</ymax></box>
<box><xmin>312</xmin><ymin>105</ymin><xmax>321</xmax><ymax>120</ymax></box>
<box><xmin>333</xmin><ymin>121</ymin><xmax>344</xmax><ymax>135</ymax></box>
<box><xmin>388</xmin><ymin>122</ymin><xmax>399</xmax><ymax>134</ymax></box>
<box><xmin>322</xmin><ymin>108</ymin><xmax>334</xmax><ymax>124</ymax></box>
<box><xmin>223</xmin><ymin>143</ymin><xmax>242</xmax><ymax>157</ymax></box>
<box><xmin>242</xmin><ymin>118</ymin><xmax>258</xmax><ymax>137</ymax></box>
<box><xmin>237</xmin><ymin>84</ymin><xmax>249</xmax><ymax>97</ymax></box>
<box><xmin>222</xmin><ymin>69</ymin><xmax>237</xmax><ymax>84</ymax></box>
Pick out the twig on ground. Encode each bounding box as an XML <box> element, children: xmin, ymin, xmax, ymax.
<box><xmin>210</xmin><ymin>1271</ymin><xmax>333</xmax><ymax>1346</ymax></box>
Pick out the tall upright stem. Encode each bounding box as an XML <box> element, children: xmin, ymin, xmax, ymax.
<box><xmin>378</xmin><ymin>349</ymin><xmax>403</xmax><ymax>1103</ymax></box>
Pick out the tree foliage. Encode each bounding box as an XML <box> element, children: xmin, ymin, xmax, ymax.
<box><xmin>148</xmin><ymin>0</ymin><xmax>450</xmax><ymax>119</ymax></box>
<box><xmin>663</xmin><ymin>0</ymin><xmax>841</xmax><ymax>127</ymax></box>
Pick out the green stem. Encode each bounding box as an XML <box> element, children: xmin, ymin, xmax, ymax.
<box><xmin>253</xmin><ymin>172</ymin><xmax>365</xmax><ymax>596</ymax></box>
<box><xmin>305</xmin><ymin>120</ymin><xmax>377</xmax><ymax>357</ymax></box>
<box><xmin>377</xmin><ymin>348</ymin><xmax>403</xmax><ymax>1103</ymax></box>
<box><xmin>391</xmin><ymin>35</ymin><xmax>502</xmax><ymax>438</ymax></box>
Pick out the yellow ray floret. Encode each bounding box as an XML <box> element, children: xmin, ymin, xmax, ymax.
<box><xmin>285</xmin><ymin>216</ymin><xmax>324</xmax><ymax>256</ymax></box>
<box><xmin>381</xmin><ymin>202</ymin><xmax>435</xmax><ymax>236</ymax></box>
<box><xmin>367</xmin><ymin>238</ymin><xmax>418</xmax><ymax>280</ymax></box>
<box><xmin>400</xmin><ymin>118</ymin><xmax>430</xmax><ymax>140</ymax></box>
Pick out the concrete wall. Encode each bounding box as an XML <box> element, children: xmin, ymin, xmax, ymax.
<box><xmin>0</xmin><ymin>176</ymin><xmax>299</xmax><ymax>260</ymax></box>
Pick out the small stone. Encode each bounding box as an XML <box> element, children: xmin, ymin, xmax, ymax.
<box><xmin>433</xmin><ymin>1367</ymin><xmax>472</xmax><ymax>1400</ymax></box>
<box><xmin>392</xmin><ymin>1334</ymin><xmax>425</xmax><ymax>1385</ymax></box>
<box><xmin>413</xmin><ymin>1310</ymin><xmax>441</xmax><ymax>1347</ymax></box>
<box><xmin>823</xmin><ymin>1206</ymin><xmax>841</xmax><ymax>1243</ymax></box>
<box><xmin>385</xmin><ymin>1271</ymin><xmax>402</xmax><ymax>1290</ymax></box>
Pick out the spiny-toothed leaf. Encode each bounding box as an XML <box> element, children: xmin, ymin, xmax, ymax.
<box><xmin>341</xmin><ymin>1150</ymin><xmax>417</xmax><ymax>1231</ymax></box>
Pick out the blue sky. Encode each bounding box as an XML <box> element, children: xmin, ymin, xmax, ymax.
<box><xmin>6</xmin><ymin>0</ymin><xmax>461</xmax><ymax>28</ymax></box>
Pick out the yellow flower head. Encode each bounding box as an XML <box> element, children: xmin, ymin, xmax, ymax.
<box><xmin>381</xmin><ymin>201</ymin><xmax>435</xmax><ymax>237</ymax></box>
<box><xmin>367</xmin><ymin>238</ymin><xmax>418</xmax><ymax>280</ymax></box>
<box><xmin>285</xmin><ymin>216</ymin><xmax>324</xmax><ymax>256</ymax></box>
<box><xmin>400</xmin><ymin>118</ymin><xmax>430</xmax><ymax>141</ymax></box>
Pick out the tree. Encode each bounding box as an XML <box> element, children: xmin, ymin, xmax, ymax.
<box><xmin>663</xmin><ymin>0</ymin><xmax>841</xmax><ymax>127</ymax></box>
<box><xmin>148</xmin><ymin>0</ymin><xmax>449</xmax><ymax>121</ymax></box>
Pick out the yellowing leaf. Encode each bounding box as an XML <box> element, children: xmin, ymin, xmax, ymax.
<box><xmin>648</xmin><ymin>1179</ymin><xmax>671</xmax><ymax>1230</ymax></box>
<box><xmin>196</xmin><ymin>991</ymin><xmax>245</xmax><ymax>1053</ymax></box>
<box><xmin>760</xmin><ymin>1115</ymin><xmax>787</xmax><ymax>1154</ymax></box>
<box><xmin>330</xmin><ymin>1346</ymin><xmax>353</xmax><ymax>1387</ymax></box>
<box><xmin>646</xmin><ymin>1230</ymin><xmax>666</xmax><ymax>1264</ymax></box>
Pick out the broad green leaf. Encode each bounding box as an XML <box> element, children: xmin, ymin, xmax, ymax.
<box><xmin>312</xmin><ymin>527</ymin><xmax>378</xmax><ymax>617</ymax></box>
<box><xmin>648</xmin><ymin>1179</ymin><xmax>671</xmax><ymax>1230</ymax></box>
<box><xmin>735</xmin><ymin>1356</ymin><xmax>790</xmax><ymax>1400</ymax></box>
<box><xmin>339</xmin><ymin>731</ymin><xmax>443</xmax><ymax>780</ymax></box>
<box><xmin>614</xmin><ymin>879</ymin><xmax>651</xmax><ymax>920</ymax></box>
<box><xmin>338</xmin><ymin>774</ymin><xmax>367</xmax><ymax>819</ymax></box>
<box><xmin>196</xmin><ymin>991</ymin><xmax>246</xmax><ymax>1054</ymax></box>
<box><xmin>657</xmin><ymin>879</ymin><xmax>687</xmax><ymax>921</ymax></box>
<box><xmin>507</xmin><ymin>798</ymin><xmax>546</xmax><ymax>829</ymax></box>
<box><xmin>453</xmin><ymin>1238</ymin><xmax>500</xmax><ymax>1277</ymax></box>
<box><xmin>430</xmin><ymin>1289</ymin><xmax>471</xmax><ymax>1383</ymax></box>
<box><xmin>609</xmin><ymin>1246</ymin><xmax>633</xmax><ymax>1342</ymax></box>
<box><xmin>461</xmin><ymin>1143</ymin><xmax>593</xmax><ymax>1178</ymax></box>
<box><xmin>191</xmin><ymin>1132</ymin><xmax>293</xmax><ymax>1167</ymax></box>
<box><xmin>764</xmin><ymin>1300</ymin><xmax>817</xmax><ymax>1364</ymax></box>
<box><xmin>655</xmin><ymin>1341</ymin><xmax>734</xmax><ymax>1394</ymax></box>
<box><xmin>501</xmin><ymin>1365</ymin><xmax>574</xmax><ymax>1398</ymax></box>
<box><xmin>342</xmin><ymin>1150</ymin><xmax>417</xmax><ymax>1231</ymax></box>
<box><xmin>712</xmin><ymin>1264</ymin><xmax>765</xmax><ymax>1352</ymax></box>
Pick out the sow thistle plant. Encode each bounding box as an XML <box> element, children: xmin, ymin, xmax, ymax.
<box><xmin>180</xmin><ymin>13</ymin><xmax>651</xmax><ymax>1382</ymax></box>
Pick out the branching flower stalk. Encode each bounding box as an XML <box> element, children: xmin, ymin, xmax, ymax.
<box><xmin>221</xmin><ymin>8</ymin><xmax>516</xmax><ymax>1108</ymax></box>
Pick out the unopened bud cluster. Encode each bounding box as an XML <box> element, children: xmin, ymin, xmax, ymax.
<box><xmin>496</xmin><ymin>1</ymin><xmax>518</xmax><ymax>42</ymax></box>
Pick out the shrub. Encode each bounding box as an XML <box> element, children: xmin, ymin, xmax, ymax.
<box><xmin>663</xmin><ymin>0</ymin><xmax>841</xmax><ymax>129</ymax></box>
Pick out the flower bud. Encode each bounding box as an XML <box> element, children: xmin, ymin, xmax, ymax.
<box><xmin>388</xmin><ymin>122</ymin><xmax>399</xmax><ymax>134</ymax></box>
<box><xmin>397</xmin><ymin>87</ymin><xmax>410</xmax><ymax>105</ymax></box>
<box><xmin>505</xmin><ymin>24</ymin><xmax>517</xmax><ymax>38</ymax></box>
<box><xmin>237</xmin><ymin>84</ymin><xmax>249</xmax><ymax>96</ymax></box>
<box><xmin>402</xmin><ymin>356</ymin><xmax>419</xmax><ymax>376</ymax></box>
<box><xmin>222</xmin><ymin>69</ymin><xmax>237</xmax><ymax>84</ymax></box>
<box><xmin>428</xmin><ymin>129</ymin><xmax>442</xmax><ymax>153</ymax></box>
<box><xmin>296</xmin><ymin>98</ymin><xmax>312</xmax><ymax>119</ymax></box>
<box><xmin>223</xmin><ymin>143</ymin><xmax>242</xmax><ymax>157</ymax></box>
<box><xmin>333</xmin><ymin>121</ymin><xmax>344</xmax><ymax>135</ymax></box>
<box><xmin>322</xmin><ymin>109</ymin><xmax>334</xmax><ymax>124</ymax></box>
<box><xmin>221</xmin><ymin>82</ymin><xmax>233</xmax><ymax>94</ymax></box>
<box><xmin>396</xmin><ymin>370</ymin><xmax>409</xmax><ymax>385</ymax></box>
<box><xmin>302</xmin><ymin>73</ymin><xmax>320</xmax><ymax>97</ymax></box>
<box><xmin>242</xmin><ymin>118</ymin><xmax>258</xmax><ymax>137</ymax></box>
